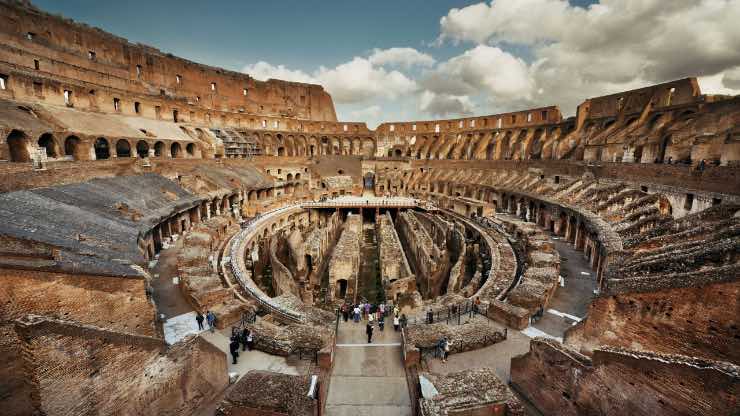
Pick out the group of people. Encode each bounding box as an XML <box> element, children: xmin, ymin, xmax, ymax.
<box><xmin>195</xmin><ymin>310</ymin><xmax>217</xmax><ymax>333</ymax></box>
<box><xmin>339</xmin><ymin>300</ymin><xmax>408</xmax><ymax>343</ymax></box>
<box><xmin>228</xmin><ymin>327</ymin><xmax>254</xmax><ymax>364</ymax></box>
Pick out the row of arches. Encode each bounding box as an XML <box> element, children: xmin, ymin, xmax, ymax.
<box><xmin>4</xmin><ymin>130</ymin><xmax>200</xmax><ymax>162</ymax></box>
<box><xmin>258</xmin><ymin>134</ymin><xmax>376</xmax><ymax>158</ymax></box>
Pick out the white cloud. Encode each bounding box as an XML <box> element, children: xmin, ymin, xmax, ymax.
<box><xmin>349</xmin><ymin>105</ymin><xmax>382</xmax><ymax>120</ymax></box>
<box><xmin>368</xmin><ymin>47</ymin><xmax>436</xmax><ymax>68</ymax></box>
<box><xmin>436</xmin><ymin>0</ymin><xmax>740</xmax><ymax>114</ymax></box>
<box><xmin>422</xmin><ymin>45</ymin><xmax>534</xmax><ymax>100</ymax></box>
<box><xmin>242</xmin><ymin>61</ymin><xmax>315</xmax><ymax>84</ymax></box>
<box><xmin>316</xmin><ymin>57</ymin><xmax>417</xmax><ymax>104</ymax></box>
<box><xmin>242</xmin><ymin>57</ymin><xmax>417</xmax><ymax>105</ymax></box>
<box><xmin>720</xmin><ymin>66</ymin><xmax>740</xmax><ymax>90</ymax></box>
<box><xmin>420</xmin><ymin>91</ymin><xmax>475</xmax><ymax>117</ymax></box>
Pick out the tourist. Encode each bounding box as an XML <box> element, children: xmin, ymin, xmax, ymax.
<box><xmin>393</xmin><ymin>315</ymin><xmax>400</xmax><ymax>331</ymax></box>
<box><xmin>698</xmin><ymin>159</ymin><xmax>706</xmax><ymax>172</ymax></box>
<box><xmin>341</xmin><ymin>303</ymin><xmax>349</xmax><ymax>322</ymax></box>
<box><xmin>353</xmin><ymin>305</ymin><xmax>361</xmax><ymax>322</ymax></box>
<box><xmin>378</xmin><ymin>315</ymin><xmax>385</xmax><ymax>331</ymax></box>
<box><xmin>229</xmin><ymin>337</ymin><xmax>240</xmax><ymax>364</ymax></box>
<box><xmin>358</xmin><ymin>301</ymin><xmax>365</xmax><ymax>319</ymax></box>
<box><xmin>206</xmin><ymin>310</ymin><xmax>216</xmax><ymax>333</ymax></box>
<box><xmin>195</xmin><ymin>312</ymin><xmax>204</xmax><ymax>330</ymax></box>
<box><xmin>364</xmin><ymin>302</ymin><xmax>371</xmax><ymax>320</ymax></box>
<box><xmin>427</xmin><ymin>308</ymin><xmax>434</xmax><ymax>324</ymax></box>
<box><xmin>240</xmin><ymin>328</ymin><xmax>250</xmax><ymax>351</ymax></box>
<box><xmin>369</xmin><ymin>312</ymin><xmax>374</xmax><ymax>323</ymax></box>
<box><xmin>393</xmin><ymin>304</ymin><xmax>400</xmax><ymax>317</ymax></box>
<box><xmin>366</xmin><ymin>321</ymin><xmax>374</xmax><ymax>343</ymax></box>
<box><xmin>473</xmin><ymin>297</ymin><xmax>481</xmax><ymax>314</ymax></box>
<box><xmin>442</xmin><ymin>337</ymin><xmax>451</xmax><ymax>362</ymax></box>
<box><xmin>379</xmin><ymin>303</ymin><xmax>385</xmax><ymax>317</ymax></box>
<box><xmin>436</xmin><ymin>338</ymin><xmax>445</xmax><ymax>359</ymax></box>
<box><xmin>400</xmin><ymin>314</ymin><xmax>408</xmax><ymax>329</ymax></box>
<box><xmin>247</xmin><ymin>331</ymin><xmax>254</xmax><ymax>351</ymax></box>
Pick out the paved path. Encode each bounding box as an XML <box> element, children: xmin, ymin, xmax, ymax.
<box><xmin>325</xmin><ymin>319</ymin><xmax>412</xmax><ymax>416</ymax></box>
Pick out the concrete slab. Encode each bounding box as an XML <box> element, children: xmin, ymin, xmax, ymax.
<box><xmin>163</xmin><ymin>311</ymin><xmax>201</xmax><ymax>345</ymax></box>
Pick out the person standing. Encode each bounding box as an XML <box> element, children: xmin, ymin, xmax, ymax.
<box><xmin>246</xmin><ymin>331</ymin><xmax>254</xmax><ymax>351</ymax></box>
<box><xmin>195</xmin><ymin>312</ymin><xmax>204</xmax><ymax>330</ymax></box>
<box><xmin>341</xmin><ymin>303</ymin><xmax>349</xmax><ymax>322</ymax></box>
<box><xmin>379</xmin><ymin>303</ymin><xmax>385</xmax><ymax>317</ymax></box>
<box><xmin>393</xmin><ymin>315</ymin><xmax>400</xmax><ymax>331</ymax></box>
<box><xmin>206</xmin><ymin>310</ymin><xmax>216</xmax><ymax>333</ymax></box>
<box><xmin>393</xmin><ymin>304</ymin><xmax>400</xmax><ymax>317</ymax></box>
<box><xmin>229</xmin><ymin>337</ymin><xmax>240</xmax><ymax>364</ymax></box>
<box><xmin>240</xmin><ymin>328</ymin><xmax>250</xmax><ymax>351</ymax></box>
<box><xmin>366</xmin><ymin>321</ymin><xmax>374</xmax><ymax>343</ymax></box>
<box><xmin>354</xmin><ymin>305</ymin><xmax>361</xmax><ymax>323</ymax></box>
<box><xmin>400</xmin><ymin>314</ymin><xmax>407</xmax><ymax>329</ymax></box>
<box><xmin>364</xmin><ymin>302</ymin><xmax>371</xmax><ymax>320</ymax></box>
<box><xmin>443</xmin><ymin>337</ymin><xmax>451</xmax><ymax>363</ymax></box>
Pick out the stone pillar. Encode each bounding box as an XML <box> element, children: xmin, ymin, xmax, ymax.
<box><xmin>206</xmin><ymin>204</ymin><xmax>212</xmax><ymax>219</ymax></box>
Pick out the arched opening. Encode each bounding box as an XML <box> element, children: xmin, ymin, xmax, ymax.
<box><xmin>658</xmin><ymin>135</ymin><xmax>671</xmax><ymax>163</ymax></box>
<box><xmin>115</xmin><ymin>139</ymin><xmax>131</xmax><ymax>158</ymax></box>
<box><xmin>6</xmin><ymin>130</ymin><xmax>31</xmax><ymax>162</ymax></box>
<box><xmin>171</xmin><ymin>142</ymin><xmax>182</xmax><ymax>158</ymax></box>
<box><xmin>310</xmin><ymin>144</ymin><xmax>316</xmax><ymax>156</ymax></box>
<box><xmin>38</xmin><ymin>133</ymin><xmax>59</xmax><ymax>158</ymax></box>
<box><xmin>94</xmin><ymin>137</ymin><xmax>110</xmax><ymax>160</ymax></box>
<box><xmin>287</xmin><ymin>173</ymin><xmax>293</xmax><ymax>181</ymax></box>
<box><xmin>394</xmin><ymin>148</ymin><xmax>402</xmax><ymax>157</ymax></box>
<box><xmin>295</xmin><ymin>173</ymin><xmax>301</xmax><ymax>180</ymax></box>
<box><xmin>136</xmin><ymin>140</ymin><xmax>149</xmax><ymax>158</ymax></box>
<box><xmin>186</xmin><ymin>143</ymin><xmax>196</xmax><ymax>156</ymax></box>
<box><xmin>154</xmin><ymin>141</ymin><xmax>164</xmax><ymax>157</ymax></box>
<box><xmin>277</xmin><ymin>146</ymin><xmax>285</xmax><ymax>156</ymax></box>
<box><xmin>64</xmin><ymin>136</ymin><xmax>81</xmax><ymax>160</ymax></box>
<box><xmin>338</xmin><ymin>279</ymin><xmax>348</xmax><ymax>299</ymax></box>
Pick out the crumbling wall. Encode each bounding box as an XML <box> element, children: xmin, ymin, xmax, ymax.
<box><xmin>511</xmin><ymin>338</ymin><xmax>739</xmax><ymax>416</ymax></box>
<box><xmin>396</xmin><ymin>210</ymin><xmax>451</xmax><ymax>298</ymax></box>
<box><xmin>565</xmin><ymin>280</ymin><xmax>740</xmax><ymax>363</ymax></box>
<box><xmin>14</xmin><ymin>316</ymin><xmax>228</xmax><ymax>416</ymax></box>
<box><xmin>377</xmin><ymin>211</ymin><xmax>413</xmax><ymax>283</ymax></box>
<box><xmin>215</xmin><ymin>370</ymin><xmax>317</xmax><ymax>416</ymax></box>
<box><xmin>327</xmin><ymin>214</ymin><xmax>361</xmax><ymax>301</ymax></box>
<box><xmin>269</xmin><ymin>234</ymin><xmax>300</xmax><ymax>297</ymax></box>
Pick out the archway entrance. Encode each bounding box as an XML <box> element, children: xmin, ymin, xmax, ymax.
<box><xmin>7</xmin><ymin>130</ymin><xmax>31</xmax><ymax>162</ymax></box>
<box><xmin>94</xmin><ymin>138</ymin><xmax>110</xmax><ymax>160</ymax></box>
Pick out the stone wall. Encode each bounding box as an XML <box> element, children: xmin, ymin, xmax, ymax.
<box><xmin>215</xmin><ymin>371</ymin><xmax>317</xmax><ymax>416</ymax></box>
<box><xmin>396</xmin><ymin>210</ymin><xmax>450</xmax><ymax>298</ymax></box>
<box><xmin>511</xmin><ymin>338</ymin><xmax>739</xmax><ymax>416</ymax></box>
<box><xmin>377</xmin><ymin>211</ymin><xmax>413</xmax><ymax>283</ymax></box>
<box><xmin>565</xmin><ymin>280</ymin><xmax>740</xmax><ymax>363</ymax></box>
<box><xmin>327</xmin><ymin>214</ymin><xmax>361</xmax><ymax>302</ymax></box>
<box><xmin>14</xmin><ymin>315</ymin><xmax>228</xmax><ymax>416</ymax></box>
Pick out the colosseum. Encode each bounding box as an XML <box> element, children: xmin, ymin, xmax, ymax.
<box><xmin>0</xmin><ymin>1</ymin><xmax>737</xmax><ymax>415</ymax></box>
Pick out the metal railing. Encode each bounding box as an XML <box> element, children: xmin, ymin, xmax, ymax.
<box><xmin>407</xmin><ymin>299</ymin><xmax>492</xmax><ymax>326</ymax></box>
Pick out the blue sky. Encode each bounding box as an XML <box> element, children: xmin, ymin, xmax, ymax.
<box><xmin>35</xmin><ymin>0</ymin><xmax>740</xmax><ymax>127</ymax></box>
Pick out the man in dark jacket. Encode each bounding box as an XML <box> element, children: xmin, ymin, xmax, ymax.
<box><xmin>366</xmin><ymin>322</ymin><xmax>374</xmax><ymax>343</ymax></box>
<box><xmin>240</xmin><ymin>328</ymin><xmax>250</xmax><ymax>351</ymax></box>
<box><xmin>195</xmin><ymin>312</ymin><xmax>204</xmax><ymax>330</ymax></box>
<box><xmin>229</xmin><ymin>338</ymin><xmax>240</xmax><ymax>364</ymax></box>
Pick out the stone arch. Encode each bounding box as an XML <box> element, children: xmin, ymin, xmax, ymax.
<box><xmin>115</xmin><ymin>139</ymin><xmax>131</xmax><ymax>158</ymax></box>
<box><xmin>171</xmin><ymin>142</ymin><xmax>182</xmax><ymax>158</ymax></box>
<box><xmin>511</xmin><ymin>129</ymin><xmax>528</xmax><ymax>160</ymax></box>
<box><xmin>6</xmin><ymin>129</ymin><xmax>31</xmax><ymax>162</ymax></box>
<box><xmin>94</xmin><ymin>137</ymin><xmax>110</xmax><ymax>160</ymax></box>
<box><xmin>277</xmin><ymin>146</ymin><xmax>286</xmax><ymax>156</ymax></box>
<box><xmin>64</xmin><ymin>135</ymin><xmax>83</xmax><ymax>160</ymax></box>
<box><xmin>362</xmin><ymin>138</ymin><xmax>375</xmax><ymax>157</ymax></box>
<box><xmin>154</xmin><ymin>141</ymin><xmax>165</xmax><ymax>157</ymax></box>
<box><xmin>498</xmin><ymin>131</ymin><xmax>513</xmax><ymax>159</ymax></box>
<box><xmin>38</xmin><ymin>133</ymin><xmax>60</xmax><ymax>158</ymax></box>
<box><xmin>136</xmin><ymin>140</ymin><xmax>149</xmax><ymax>158</ymax></box>
<box><xmin>526</xmin><ymin>128</ymin><xmax>545</xmax><ymax>159</ymax></box>
<box><xmin>186</xmin><ymin>142</ymin><xmax>196</xmax><ymax>157</ymax></box>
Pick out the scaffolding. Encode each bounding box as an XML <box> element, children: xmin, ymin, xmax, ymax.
<box><xmin>211</xmin><ymin>129</ymin><xmax>262</xmax><ymax>160</ymax></box>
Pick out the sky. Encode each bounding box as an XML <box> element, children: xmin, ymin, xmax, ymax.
<box><xmin>35</xmin><ymin>0</ymin><xmax>740</xmax><ymax>128</ymax></box>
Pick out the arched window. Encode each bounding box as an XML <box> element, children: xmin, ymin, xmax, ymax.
<box><xmin>171</xmin><ymin>142</ymin><xmax>182</xmax><ymax>158</ymax></box>
<box><xmin>136</xmin><ymin>140</ymin><xmax>149</xmax><ymax>158</ymax></box>
<box><xmin>64</xmin><ymin>136</ymin><xmax>81</xmax><ymax>159</ymax></box>
<box><xmin>6</xmin><ymin>130</ymin><xmax>31</xmax><ymax>162</ymax></box>
<box><xmin>38</xmin><ymin>133</ymin><xmax>59</xmax><ymax>158</ymax></box>
<box><xmin>94</xmin><ymin>138</ymin><xmax>110</xmax><ymax>160</ymax></box>
<box><xmin>186</xmin><ymin>143</ymin><xmax>195</xmax><ymax>156</ymax></box>
<box><xmin>154</xmin><ymin>141</ymin><xmax>164</xmax><ymax>157</ymax></box>
<box><xmin>116</xmin><ymin>139</ymin><xmax>131</xmax><ymax>157</ymax></box>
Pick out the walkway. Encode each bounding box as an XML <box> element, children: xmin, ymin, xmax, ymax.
<box><xmin>325</xmin><ymin>319</ymin><xmax>412</xmax><ymax>416</ymax></box>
